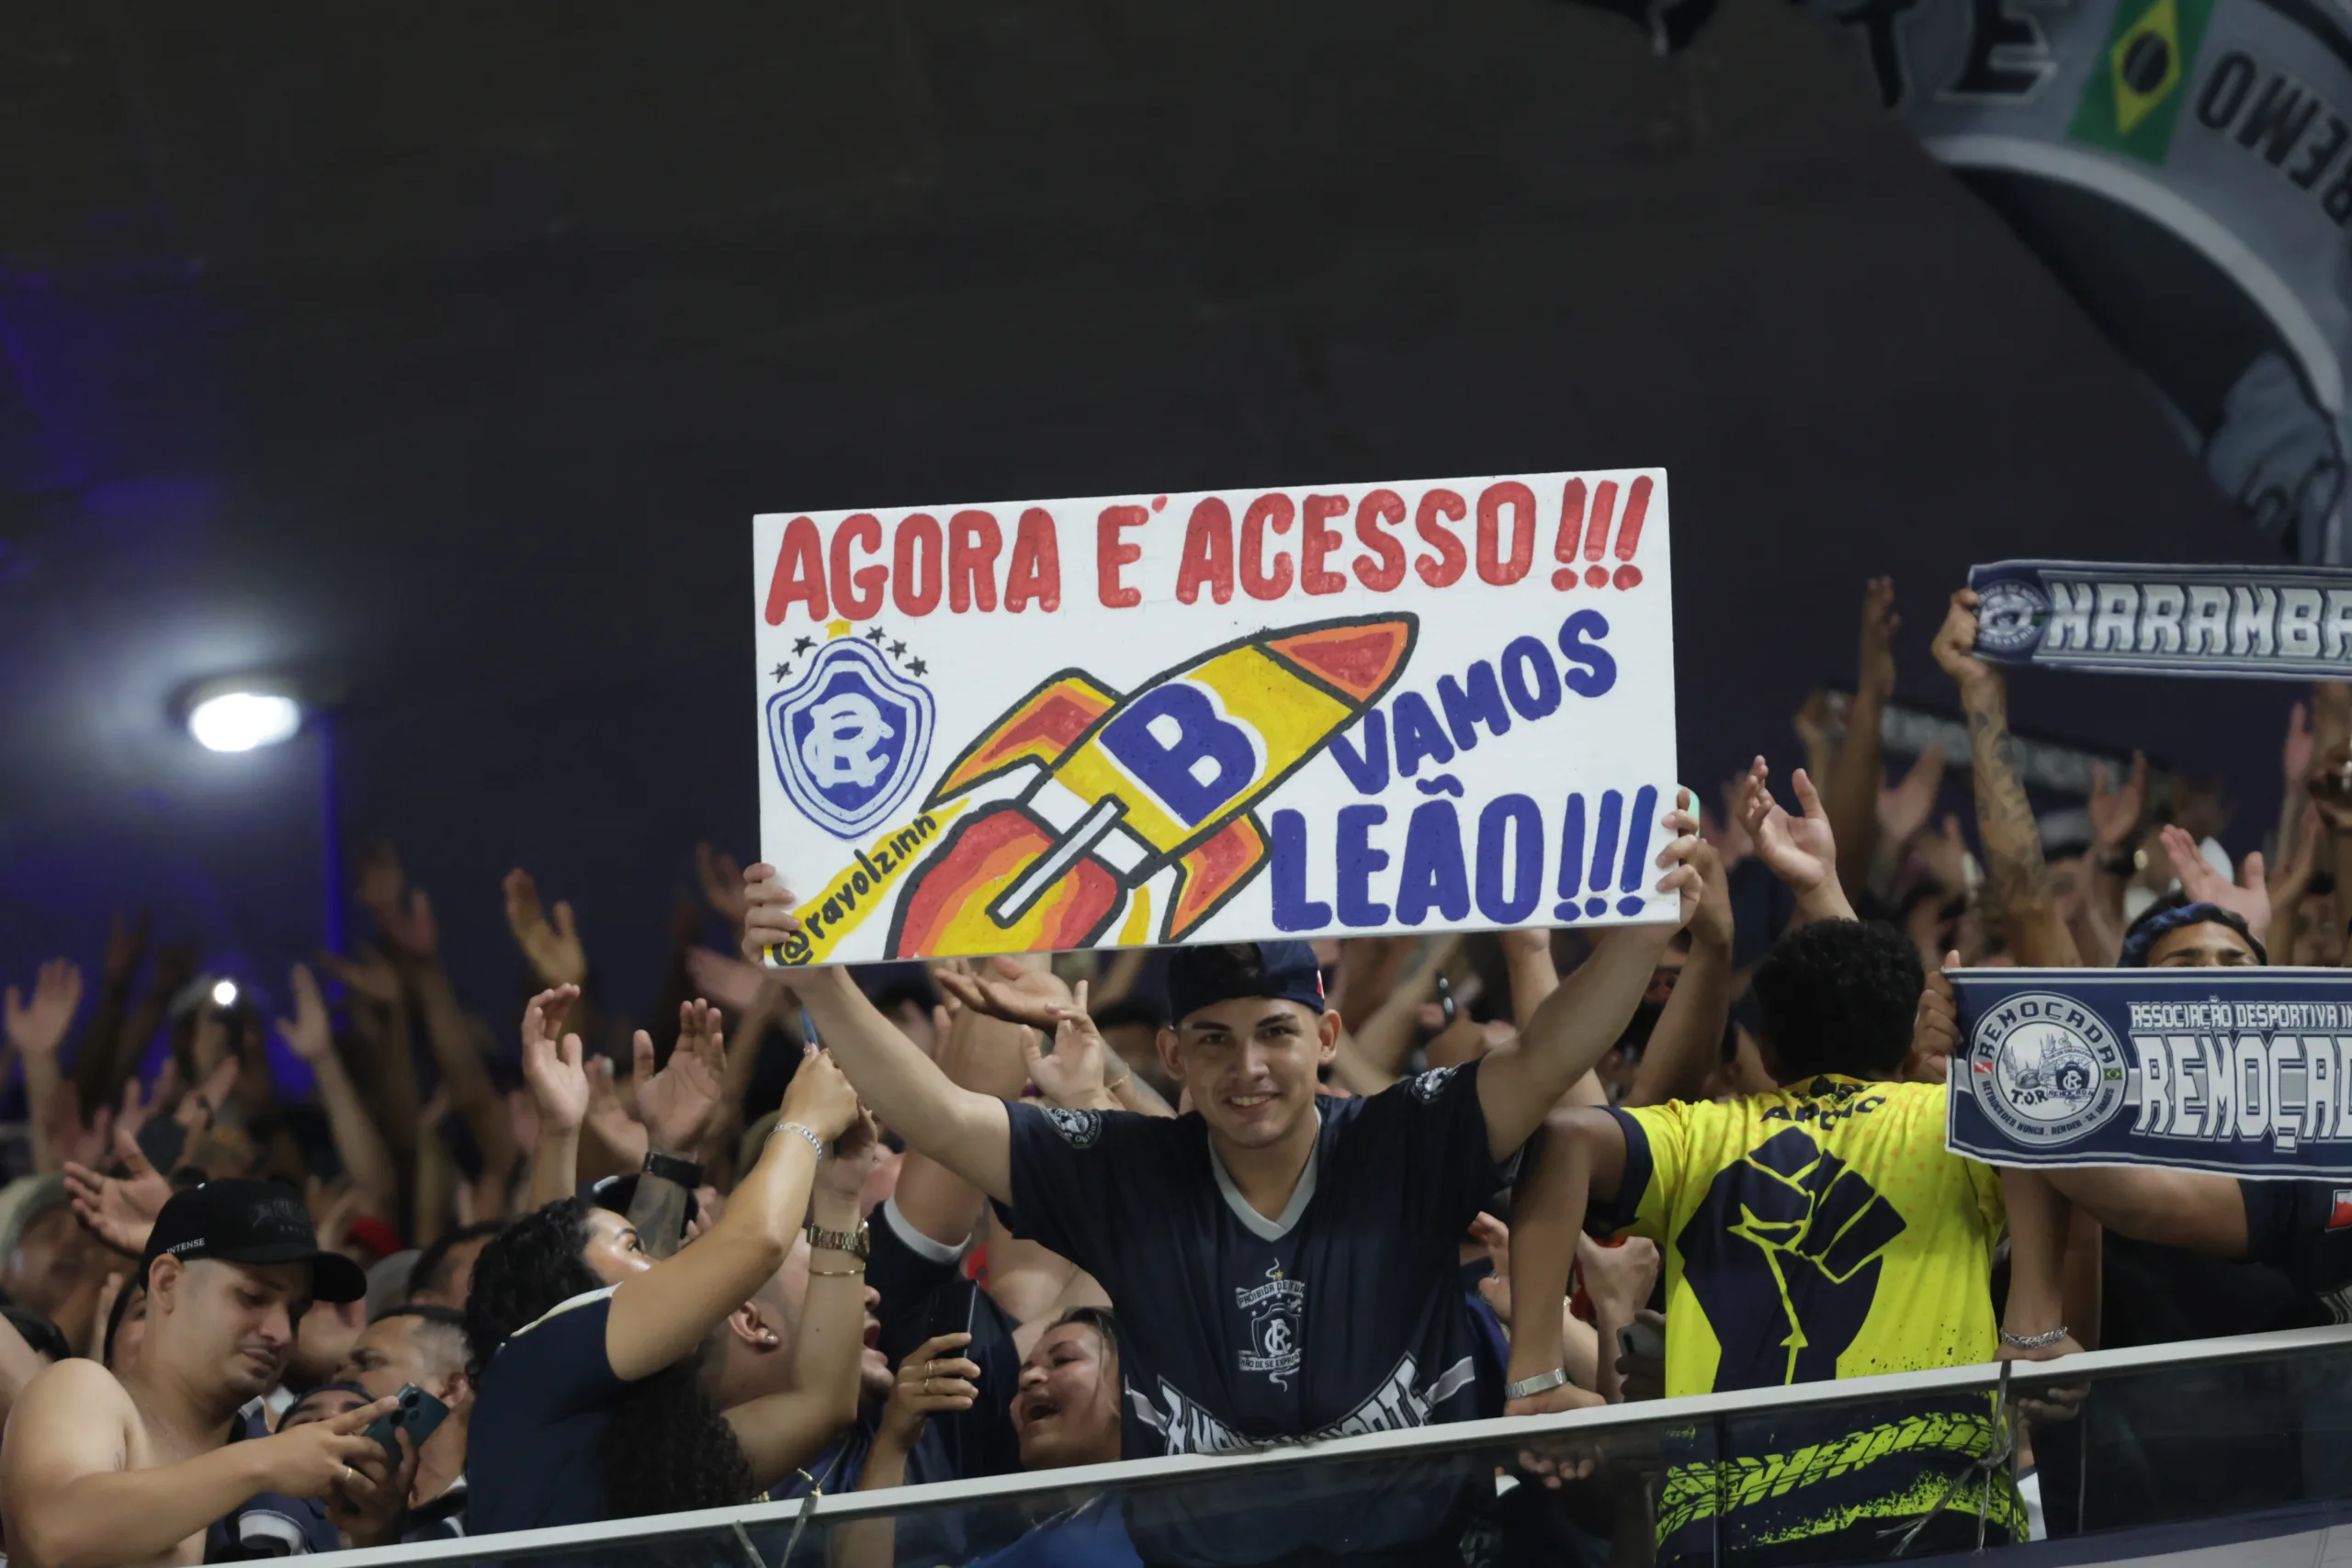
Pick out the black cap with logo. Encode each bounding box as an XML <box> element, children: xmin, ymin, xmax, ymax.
<box><xmin>1165</xmin><ymin>942</ymin><xmax>1328</xmax><ymax>1028</ymax></box>
<box><xmin>140</xmin><ymin>1179</ymin><xmax>368</xmax><ymax>1303</ymax></box>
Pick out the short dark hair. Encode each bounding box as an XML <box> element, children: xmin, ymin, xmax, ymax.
<box><xmin>1750</xmin><ymin>919</ymin><xmax>1922</xmax><ymax>1080</ymax></box>
<box><xmin>1091</xmin><ymin>997</ymin><xmax>1166</xmax><ymax>1034</ymax></box>
<box><xmin>2119</xmin><ymin>898</ymin><xmax>2267</xmax><ymax>968</ymax></box>
<box><xmin>373</xmin><ymin>1303</ymin><xmax>469</xmax><ymax>1377</ymax></box>
<box><xmin>407</xmin><ymin>1220</ymin><xmax>505</xmax><ymax>1303</ymax></box>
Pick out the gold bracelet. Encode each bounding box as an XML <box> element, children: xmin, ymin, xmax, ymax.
<box><xmin>808</xmin><ymin>1263</ymin><xmax>865</xmax><ymax>1277</ymax></box>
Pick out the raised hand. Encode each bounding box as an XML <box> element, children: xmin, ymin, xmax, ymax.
<box><xmin>778</xmin><ymin>1046</ymin><xmax>861</xmax><ymax>1145</ymax></box>
<box><xmin>503</xmin><ymin>868</ymin><xmax>587</xmax><ymax>988</ymax></box>
<box><xmin>63</xmin><ymin>1125</ymin><xmax>173</xmax><ymax>1255</ymax></box>
<box><xmin>1905</xmin><ymin>952</ymin><xmax>1962</xmax><ymax>1083</ymax></box>
<box><xmin>1876</xmin><ymin>746</ymin><xmax>1946</xmax><ymax>851</ymax></box>
<box><xmin>815</xmin><ymin>1105</ymin><xmax>883</xmax><ymax>1210</ymax></box>
<box><xmin>2157</xmin><ymin>824</ymin><xmax>2273</xmax><ymax>944</ymax></box>
<box><xmin>2088</xmin><ymin>752</ymin><xmax>2149</xmax><ymax>853</ymax></box>
<box><xmin>520</xmin><ymin>985</ymin><xmax>590</xmax><ymax>1135</ymax></box>
<box><xmin>1929</xmin><ymin>587</ymin><xmax>1999</xmax><ymax>700</ymax></box>
<box><xmin>317</xmin><ymin>946</ymin><xmax>402</xmax><ymax>1006</ymax></box>
<box><xmin>634</xmin><ymin>999</ymin><xmax>728</xmax><ymax>1154</ymax></box>
<box><xmin>740</xmin><ymin>864</ymin><xmax>800</xmax><ymax>966</ymax></box>
<box><xmin>1022</xmin><ymin>980</ymin><xmax>1113</xmax><ymax>1107</ymax></box>
<box><xmin>695</xmin><ymin>843</ymin><xmax>751</xmax><ymax>933</ymax></box>
<box><xmin>934</xmin><ymin>954</ymin><xmax>1073</xmax><ymax>1032</ymax></box>
<box><xmin>274</xmin><ymin>964</ymin><xmax>334</xmax><ymax>1063</ymax></box>
<box><xmin>357</xmin><ymin>844</ymin><xmax>437</xmax><ymax>960</ymax></box>
<box><xmin>101</xmin><ymin>911</ymin><xmax>151</xmax><ymax>989</ymax></box>
<box><xmin>684</xmin><ymin>947</ymin><xmax>769</xmax><ymax>1016</ymax></box>
<box><xmin>1686</xmin><ymin>820</ymin><xmax>1733</xmax><ymax>954</ymax></box>
<box><xmin>1857</xmin><ymin>577</ymin><xmax>1898</xmax><ymax>701</ymax></box>
<box><xmin>2271</xmin><ymin>801</ymin><xmax>2325</xmax><ymax>913</ymax></box>
<box><xmin>1735</xmin><ymin>757</ymin><xmax>1839</xmax><ymax>905</ymax></box>
<box><xmin>5</xmin><ymin>959</ymin><xmax>85</xmax><ymax>1058</ymax></box>
<box><xmin>2286</xmin><ymin>701</ymin><xmax>2316</xmax><ymax>792</ymax></box>
<box><xmin>176</xmin><ymin>1054</ymin><xmax>242</xmax><ymax>1134</ymax></box>
<box><xmin>1652</xmin><ymin>801</ymin><xmax>1705</xmax><ymax>932</ymax></box>
<box><xmin>1917</xmin><ymin>813</ymin><xmax>1971</xmax><ymax>895</ymax></box>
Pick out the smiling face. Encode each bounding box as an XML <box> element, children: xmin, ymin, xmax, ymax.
<box><xmin>1011</xmin><ymin>1320</ymin><xmax>1120</xmax><ymax>1471</ymax></box>
<box><xmin>1158</xmin><ymin>998</ymin><xmax>1338</xmax><ymax>1151</ymax></box>
<box><xmin>580</xmin><ymin>1208</ymin><xmax>654</xmax><ymax>1284</ymax></box>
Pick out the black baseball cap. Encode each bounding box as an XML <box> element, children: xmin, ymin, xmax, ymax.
<box><xmin>1166</xmin><ymin>942</ymin><xmax>1327</xmax><ymax>1027</ymax></box>
<box><xmin>140</xmin><ymin>1179</ymin><xmax>368</xmax><ymax>1303</ymax></box>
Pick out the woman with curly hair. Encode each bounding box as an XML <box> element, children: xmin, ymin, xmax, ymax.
<box><xmin>464</xmin><ymin>997</ymin><xmax>871</xmax><ymax>1531</ymax></box>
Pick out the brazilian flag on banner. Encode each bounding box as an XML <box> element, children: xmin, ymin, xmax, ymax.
<box><xmin>2067</xmin><ymin>0</ymin><xmax>2215</xmax><ymax>164</ymax></box>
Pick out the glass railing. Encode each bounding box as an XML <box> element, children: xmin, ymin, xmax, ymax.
<box><xmin>333</xmin><ymin>1323</ymin><xmax>2352</xmax><ymax>1568</ymax></box>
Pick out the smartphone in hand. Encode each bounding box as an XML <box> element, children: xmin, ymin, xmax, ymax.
<box><xmin>363</xmin><ymin>1383</ymin><xmax>451</xmax><ymax>1467</ymax></box>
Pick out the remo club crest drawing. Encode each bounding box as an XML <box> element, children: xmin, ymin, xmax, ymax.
<box><xmin>767</xmin><ymin>638</ymin><xmax>935</xmax><ymax>840</ymax></box>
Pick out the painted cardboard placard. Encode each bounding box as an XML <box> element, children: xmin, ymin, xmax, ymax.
<box><xmin>752</xmin><ymin>469</ymin><xmax>1678</xmax><ymax>964</ymax></box>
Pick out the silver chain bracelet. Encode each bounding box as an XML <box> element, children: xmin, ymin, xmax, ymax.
<box><xmin>1998</xmin><ymin>1325</ymin><xmax>2070</xmax><ymax>1350</ymax></box>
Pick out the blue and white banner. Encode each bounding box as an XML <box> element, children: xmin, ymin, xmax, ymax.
<box><xmin>1948</xmin><ymin>968</ymin><xmax>2352</xmax><ymax>1179</ymax></box>
<box><xmin>1969</xmin><ymin>560</ymin><xmax>2352</xmax><ymax>680</ymax></box>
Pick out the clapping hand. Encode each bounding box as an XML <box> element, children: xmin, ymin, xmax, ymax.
<box><xmin>504</xmin><ymin>869</ymin><xmax>587</xmax><ymax>988</ymax></box>
<box><xmin>634</xmin><ymin>999</ymin><xmax>728</xmax><ymax>1155</ymax></box>
<box><xmin>63</xmin><ymin>1126</ymin><xmax>174</xmax><ymax>1256</ymax></box>
<box><xmin>520</xmin><ymin>985</ymin><xmax>590</xmax><ymax>1134</ymax></box>
<box><xmin>1736</xmin><ymin>757</ymin><xmax>1843</xmax><ymax>911</ymax></box>
<box><xmin>5</xmin><ymin>959</ymin><xmax>84</xmax><ymax>1059</ymax></box>
<box><xmin>934</xmin><ymin>955</ymin><xmax>1073</xmax><ymax>1032</ymax></box>
<box><xmin>2157</xmin><ymin>825</ymin><xmax>2272</xmax><ymax>945</ymax></box>
<box><xmin>1022</xmin><ymin>980</ymin><xmax>1114</xmax><ymax>1107</ymax></box>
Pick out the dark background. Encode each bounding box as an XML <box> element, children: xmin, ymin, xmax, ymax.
<box><xmin>0</xmin><ymin>1</ymin><xmax>2280</xmax><ymax>1031</ymax></box>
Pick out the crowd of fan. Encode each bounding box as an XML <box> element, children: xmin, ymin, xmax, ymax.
<box><xmin>2</xmin><ymin>581</ymin><xmax>2349</xmax><ymax>1568</ymax></box>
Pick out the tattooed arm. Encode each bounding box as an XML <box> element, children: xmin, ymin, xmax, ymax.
<box><xmin>1931</xmin><ymin>589</ymin><xmax>2080</xmax><ymax>969</ymax></box>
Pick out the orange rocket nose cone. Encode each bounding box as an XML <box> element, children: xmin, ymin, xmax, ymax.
<box><xmin>1266</xmin><ymin>619</ymin><xmax>1415</xmax><ymax>704</ymax></box>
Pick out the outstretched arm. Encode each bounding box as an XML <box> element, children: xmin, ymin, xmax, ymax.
<box><xmin>721</xmin><ymin>1119</ymin><xmax>876</xmax><ymax>1488</ymax></box>
<box><xmin>745</xmin><ymin>866</ymin><xmax>1012</xmax><ymax>1202</ymax></box>
<box><xmin>1932</xmin><ymin>589</ymin><xmax>2079</xmax><ymax>967</ymax></box>
<box><xmin>2037</xmin><ymin>1163</ymin><xmax>2247</xmax><ymax>1258</ymax></box>
<box><xmin>1478</xmin><ymin>815</ymin><xmax>1702</xmax><ymax>1156</ymax></box>
<box><xmin>602</xmin><ymin>1045</ymin><xmax>857</xmax><ymax>1382</ymax></box>
<box><xmin>1501</xmin><ymin>1109</ymin><xmax>1631</xmax><ymax>1407</ymax></box>
<box><xmin>1826</xmin><ymin>578</ymin><xmax>1898</xmax><ymax>893</ymax></box>
<box><xmin>1627</xmin><ymin>816</ymin><xmax>1733</xmax><ymax>1109</ymax></box>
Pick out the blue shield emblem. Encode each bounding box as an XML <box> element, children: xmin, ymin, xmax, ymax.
<box><xmin>767</xmin><ymin>639</ymin><xmax>934</xmax><ymax>840</ymax></box>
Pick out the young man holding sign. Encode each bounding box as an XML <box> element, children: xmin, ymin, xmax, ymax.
<box><xmin>742</xmin><ymin>814</ymin><xmax>1702</xmax><ymax>1566</ymax></box>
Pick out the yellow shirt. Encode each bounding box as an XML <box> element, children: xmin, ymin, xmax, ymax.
<box><xmin>1598</xmin><ymin>1077</ymin><xmax>2019</xmax><ymax>1559</ymax></box>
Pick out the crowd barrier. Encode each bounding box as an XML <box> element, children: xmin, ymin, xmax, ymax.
<box><xmin>323</xmin><ymin>1323</ymin><xmax>2352</xmax><ymax>1567</ymax></box>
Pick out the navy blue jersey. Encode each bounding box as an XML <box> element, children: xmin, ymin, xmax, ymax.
<box><xmin>467</xmin><ymin>1287</ymin><xmax>625</xmax><ymax>1533</ymax></box>
<box><xmin>999</xmin><ymin>1060</ymin><xmax>1511</xmax><ymax>1564</ymax></box>
<box><xmin>867</xmin><ymin>1197</ymin><xmax>1026</xmax><ymax>1484</ymax></box>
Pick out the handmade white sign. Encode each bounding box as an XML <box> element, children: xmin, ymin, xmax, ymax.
<box><xmin>752</xmin><ymin>470</ymin><xmax>1678</xmax><ymax>964</ymax></box>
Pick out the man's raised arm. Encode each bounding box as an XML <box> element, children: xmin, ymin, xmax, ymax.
<box><xmin>1476</xmin><ymin>811</ymin><xmax>1702</xmax><ymax>1156</ymax></box>
<box><xmin>742</xmin><ymin>865</ymin><xmax>1012</xmax><ymax>1202</ymax></box>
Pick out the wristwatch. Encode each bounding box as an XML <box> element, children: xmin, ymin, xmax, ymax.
<box><xmin>805</xmin><ymin>1221</ymin><xmax>872</xmax><ymax>1259</ymax></box>
<box><xmin>642</xmin><ymin>1149</ymin><xmax>705</xmax><ymax>1190</ymax></box>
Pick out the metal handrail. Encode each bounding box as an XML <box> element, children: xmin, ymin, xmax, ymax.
<box><xmin>323</xmin><ymin>1321</ymin><xmax>2352</xmax><ymax>1566</ymax></box>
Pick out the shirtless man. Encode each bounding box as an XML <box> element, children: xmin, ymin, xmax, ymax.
<box><xmin>2</xmin><ymin>1179</ymin><xmax>398</xmax><ymax>1568</ymax></box>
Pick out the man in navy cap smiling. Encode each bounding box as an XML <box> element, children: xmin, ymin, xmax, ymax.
<box><xmin>745</xmin><ymin>829</ymin><xmax>1702</xmax><ymax>1565</ymax></box>
<box><xmin>0</xmin><ymin>1179</ymin><xmax>398</xmax><ymax>1568</ymax></box>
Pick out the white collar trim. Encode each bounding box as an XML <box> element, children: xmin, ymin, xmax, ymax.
<box><xmin>1206</xmin><ymin>1109</ymin><xmax>1322</xmax><ymax>1242</ymax></box>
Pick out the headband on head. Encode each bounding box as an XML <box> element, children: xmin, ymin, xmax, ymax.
<box><xmin>2118</xmin><ymin>901</ymin><xmax>2267</xmax><ymax>969</ymax></box>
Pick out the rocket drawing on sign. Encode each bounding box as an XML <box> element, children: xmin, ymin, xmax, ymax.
<box><xmin>886</xmin><ymin>614</ymin><xmax>1419</xmax><ymax>956</ymax></box>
